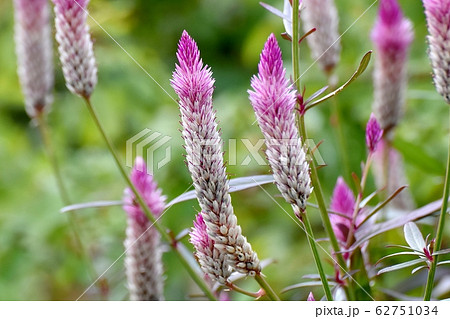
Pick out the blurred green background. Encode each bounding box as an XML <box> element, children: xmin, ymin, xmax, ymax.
<box><xmin>0</xmin><ymin>0</ymin><xmax>448</xmax><ymax>300</ymax></box>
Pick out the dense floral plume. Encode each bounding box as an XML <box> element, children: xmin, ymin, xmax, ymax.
<box><xmin>123</xmin><ymin>157</ymin><xmax>165</xmax><ymax>301</ymax></box>
<box><xmin>190</xmin><ymin>214</ymin><xmax>231</xmax><ymax>284</ymax></box>
<box><xmin>52</xmin><ymin>0</ymin><xmax>97</xmax><ymax>98</ymax></box>
<box><xmin>301</xmin><ymin>0</ymin><xmax>341</xmax><ymax>74</ymax></box>
<box><xmin>366</xmin><ymin>113</ymin><xmax>383</xmax><ymax>153</ymax></box>
<box><xmin>14</xmin><ymin>0</ymin><xmax>54</xmax><ymax>118</ymax></box>
<box><xmin>249</xmin><ymin>33</ymin><xmax>311</xmax><ymax>214</ymax></box>
<box><xmin>422</xmin><ymin>0</ymin><xmax>450</xmax><ymax>103</ymax></box>
<box><xmin>171</xmin><ymin>31</ymin><xmax>260</xmax><ymax>276</ymax></box>
<box><xmin>371</xmin><ymin>0</ymin><xmax>413</xmax><ymax>134</ymax></box>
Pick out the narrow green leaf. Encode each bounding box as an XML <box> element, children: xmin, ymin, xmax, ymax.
<box><xmin>60</xmin><ymin>200</ymin><xmax>124</xmax><ymax>213</ymax></box>
<box><xmin>375</xmin><ymin>251</ymin><xmax>425</xmax><ymax>266</ymax></box>
<box><xmin>411</xmin><ymin>265</ymin><xmax>427</xmax><ymax>274</ymax></box>
<box><xmin>281</xmin><ymin>281</ymin><xmax>336</xmax><ymax>293</ymax></box>
<box><xmin>305</xmin><ymin>51</ymin><xmax>372</xmax><ymax>110</ymax></box>
<box><xmin>377</xmin><ymin>259</ymin><xmax>424</xmax><ymax>275</ymax></box>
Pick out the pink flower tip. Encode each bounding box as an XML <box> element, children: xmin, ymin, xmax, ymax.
<box><xmin>123</xmin><ymin>157</ymin><xmax>166</xmax><ymax>225</ymax></box>
<box><xmin>366</xmin><ymin>113</ymin><xmax>383</xmax><ymax>153</ymax></box>
<box><xmin>330</xmin><ymin>177</ymin><xmax>355</xmax><ymax>243</ymax></box>
<box><xmin>371</xmin><ymin>0</ymin><xmax>413</xmax><ymax>52</ymax></box>
<box><xmin>307</xmin><ymin>291</ymin><xmax>315</xmax><ymax>301</ymax></box>
<box><xmin>258</xmin><ymin>33</ymin><xmax>283</xmax><ymax>80</ymax></box>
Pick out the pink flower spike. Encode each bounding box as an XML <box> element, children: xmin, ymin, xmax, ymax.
<box><xmin>249</xmin><ymin>34</ymin><xmax>311</xmax><ymax>213</ymax></box>
<box><xmin>330</xmin><ymin>177</ymin><xmax>355</xmax><ymax>243</ymax></box>
<box><xmin>371</xmin><ymin>0</ymin><xmax>413</xmax><ymax>133</ymax></box>
<box><xmin>307</xmin><ymin>291</ymin><xmax>315</xmax><ymax>301</ymax></box>
<box><xmin>123</xmin><ymin>157</ymin><xmax>166</xmax><ymax>300</ymax></box>
<box><xmin>423</xmin><ymin>0</ymin><xmax>450</xmax><ymax>103</ymax></box>
<box><xmin>171</xmin><ymin>31</ymin><xmax>260</xmax><ymax>276</ymax></box>
<box><xmin>366</xmin><ymin>113</ymin><xmax>383</xmax><ymax>153</ymax></box>
<box><xmin>189</xmin><ymin>214</ymin><xmax>231</xmax><ymax>284</ymax></box>
<box><xmin>14</xmin><ymin>0</ymin><xmax>54</xmax><ymax>118</ymax></box>
<box><xmin>52</xmin><ymin>0</ymin><xmax>97</xmax><ymax>98</ymax></box>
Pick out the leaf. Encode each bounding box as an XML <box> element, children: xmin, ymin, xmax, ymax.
<box><xmin>350</xmin><ymin>199</ymin><xmax>442</xmax><ymax>251</ymax></box>
<box><xmin>281</xmin><ymin>281</ymin><xmax>337</xmax><ymax>293</ymax></box>
<box><xmin>60</xmin><ymin>200</ymin><xmax>124</xmax><ymax>213</ymax></box>
<box><xmin>404</xmin><ymin>222</ymin><xmax>426</xmax><ymax>252</ymax></box>
<box><xmin>165</xmin><ymin>175</ymin><xmax>275</xmax><ymax>208</ymax></box>
<box><xmin>304</xmin><ymin>85</ymin><xmax>328</xmax><ymax>105</ymax></box>
<box><xmin>411</xmin><ymin>265</ymin><xmax>427</xmax><ymax>274</ymax></box>
<box><xmin>377</xmin><ymin>259</ymin><xmax>424</xmax><ymax>275</ymax></box>
<box><xmin>259</xmin><ymin>2</ymin><xmax>290</xmax><ymax>20</ymax></box>
<box><xmin>433</xmin><ymin>248</ymin><xmax>450</xmax><ymax>256</ymax></box>
<box><xmin>359</xmin><ymin>189</ymin><xmax>382</xmax><ymax>209</ymax></box>
<box><xmin>437</xmin><ymin>260</ymin><xmax>450</xmax><ymax>266</ymax></box>
<box><xmin>375</xmin><ymin>251</ymin><xmax>425</xmax><ymax>266</ymax></box>
<box><xmin>305</xmin><ymin>51</ymin><xmax>372</xmax><ymax>110</ymax></box>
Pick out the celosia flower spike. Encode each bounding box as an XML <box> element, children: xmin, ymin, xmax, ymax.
<box><xmin>330</xmin><ymin>177</ymin><xmax>356</xmax><ymax>244</ymax></box>
<box><xmin>301</xmin><ymin>0</ymin><xmax>341</xmax><ymax>74</ymax></box>
<box><xmin>249</xmin><ymin>33</ymin><xmax>311</xmax><ymax>214</ymax></box>
<box><xmin>52</xmin><ymin>0</ymin><xmax>97</xmax><ymax>98</ymax></box>
<box><xmin>14</xmin><ymin>0</ymin><xmax>54</xmax><ymax>118</ymax></box>
<box><xmin>171</xmin><ymin>31</ymin><xmax>260</xmax><ymax>276</ymax></box>
<box><xmin>366</xmin><ymin>113</ymin><xmax>383</xmax><ymax>153</ymax></box>
<box><xmin>423</xmin><ymin>0</ymin><xmax>450</xmax><ymax>103</ymax></box>
<box><xmin>371</xmin><ymin>0</ymin><xmax>413</xmax><ymax>134</ymax></box>
<box><xmin>189</xmin><ymin>214</ymin><xmax>231</xmax><ymax>284</ymax></box>
<box><xmin>123</xmin><ymin>157</ymin><xmax>165</xmax><ymax>301</ymax></box>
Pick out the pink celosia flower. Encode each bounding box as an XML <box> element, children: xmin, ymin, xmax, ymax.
<box><xmin>171</xmin><ymin>31</ymin><xmax>260</xmax><ymax>276</ymax></box>
<box><xmin>14</xmin><ymin>0</ymin><xmax>53</xmax><ymax>118</ymax></box>
<box><xmin>123</xmin><ymin>157</ymin><xmax>165</xmax><ymax>300</ymax></box>
<box><xmin>330</xmin><ymin>177</ymin><xmax>356</xmax><ymax>244</ymax></box>
<box><xmin>52</xmin><ymin>0</ymin><xmax>97</xmax><ymax>98</ymax></box>
<box><xmin>249</xmin><ymin>33</ymin><xmax>311</xmax><ymax>214</ymax></box>
<box><xmin>422</xmin><ymin>0</ymin><xmax>450</xmax><ymax>103</ymax></box>
<box><xmin>307</xmin><ymin>291</ymin><xmax>315</xmax><ymax>301</ymax></box>
<box><xmin>301</xmin><ymin>0</ymin><xmax>341</xmax><ymax>74</ymax></box>
<box><xmin>189</xmin><ymin>214</ymin><xmax>231</xmax><ymax>284</ymax></box>
<box><xmin>371</xmin><ymin>0</ymin><xmax>413</xmax><ymax>134</ymax></box>
<box><xmin>366</xmin><ymin>113</ymin><xmax>383</xmax><ymax>153</ymax></box>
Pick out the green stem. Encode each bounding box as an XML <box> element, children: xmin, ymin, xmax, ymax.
<box><xmin>424</xmin><ymin>109</ymin><xmax>450</xmax><ymax>301</ymax></box>
<box><xmin>35</xmin><ymin>114</ymin><xmax>108</xmax><ymax>299</ymax></box>
<box><xmin>292</xmin><ymin>0</ymin><xmax>300</xmax><ymax>88</ymax></box>
<box><xmin>83</xmin><ymin>98</ymin><xmax>217</xmax><ymax>301</ymax></box>
<box><xmin>302</xmin><ymin>212</ymin><xmax>333</xmax><ymax>300</ymax></box>
<box><xmin>227</xmin><ymin>283</ymin><xmax>263</xmax><ymax>299</ymax></box>
<box><xmin>254</xmin><ymin>273</ymin><xmax>281</xmax><ymax>301</ymax></box>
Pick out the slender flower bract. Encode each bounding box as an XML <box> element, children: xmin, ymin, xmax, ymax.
<box><xmin>52</xmin><ymin>0</ymin><xmax>97</xmax><ymax>98</ymax></box>
<box><xmin>423</xmin><ymin>0</ymin><xmax>450</xmax><ymax>103</ymax></box>
<box><xmin>171</xmin><ymin>31</ymin><xmax>260</xmax><ymax>276</ymax></box>
<box><xmin>249</xmin><ymin>33</ymin><xmax>311</xmax><ymax>214</ymax></box>
<box><xmin>14</xmin><ymin>0</ymin><xmax>54</xmax><ymax>118</ymax></box>
<box><xmin>190</xmin><ymin>214</ymin><xmax>231</xmax><ymax>284</ymax></box>
<box><xmin>301</xmin><ymin>0</ymin><xmax>341</xmax><ymax>74</ymax></box>
<box><xmin>123</xmin><ymin>157</ymin><xmax>165</xmax><ymax>301</ymax></box>
<box><xmin>371</xmin><ymin>0</ymin><xmax>413</xmax><ymax>134</ymax></box>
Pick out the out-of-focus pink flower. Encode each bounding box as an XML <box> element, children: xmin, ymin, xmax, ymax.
<box><xmin>307</xmin><ymin>291</ymin><xmax>315</xmax><ymax>301</ymax></box>
<box><xmin>14</xmin><ymin>0</ymin><xmax>53</xmax><ymax>118</ymax></box>
<box><xmin>422</xmin><ymin>0</ymin><xmax>450</xmax><ymax>103</ymax></box>
<box><xmin>302</xmin><ymin>0</ymin><xmax>341</xmax><ymax>74</ymax></box>
<box><xmin>330</xmin><ymin>177</ymin><xmax>355</xmax><ymax>244</ymax></box>
<box><xmin>190</xmin><ymin>214</ymin><xmax>231</xmax><ymax>284</ymax></box>
<box><xmin>371</xmin><ymin>0</ymin><xmax>413</xmax><ymax>134</ymax></box>
<box><xmin>366</xmin><ymin>113</ymin><xmax>383</xmax><ymax>153</ymax></box>
<box><xmin>171</xmin><ymin>31</ymin><xmax>260</xmax><ymax>276</ymax></box>
<box><xmin>52</xmin><ymin>0</ymin><xmax>97</xmax><ymax>98</ymax></box>
<box><xmin>249</xmin><ymin>33</ymin><xmax>311</xmax><ymax>215</ymax></box>
<box><xmin>123</xmin><ymin>157</ymin><xmax>165</xmax><ymax>300</ymax></box>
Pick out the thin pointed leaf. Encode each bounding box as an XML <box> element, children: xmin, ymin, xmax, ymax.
<box><xmin>175</xmin><ymin>228</ymin><xmax>190</xmax><ymax>242</ymax></box>
<box><xmin>437</xmin><ymin>260</ymin><xmax>450</xmax><ymax>266</ymax></box>
<box><xmin>60</xmin><ymin>200</ymin><xmax>124</xmax><ymax>213</ymax></box>
<box><xmin>385</xmin><ymin>244</ymin><xmax>424</xmax><ymax>254</ymax></box>
<box><xmin>359</xmin><ymin>189</ymin><xmax>381</xmax><ymax>209</ymax></box>
<box><xmin>358</xmin><ymin>186</ymin><xmax>407</xmax><ymax>227</ymax></box>
<box><xmin>433</xmin><ymin>248</ymin><xmax>450</xmax><ymax>256</ymax></box>
<box><xmin>404</xmin><ymin>222</ymin><xmax>426</xmax><ymax>252</ymax></box>
<box><xmin>165</xmin><ymin>175</ymin><xmax>275</xmax><ymax>208</ymax></box>
<box><xmin>411</xmin><ymin>265</ymin><xmax>427</xmax><ymax>274</ymax></box>
<box><xmin>304</xmin><ymin>85</ymin><xmax>328</xmax><ymax>105</ymax></box>
<box><xmin>259</xmin><ymin>2</ymin><xmax>290</xmax><ymax>20</ymax></box>
<box><xmin>305</xmin><ymin>51</ymin><xmax>372</xmax><ymax>110</ymax></box>
<box><xmin>375</xmin><ymin>251</ymin><xmax>425</xmax><ymax>266</ymax></box>
<box><xmin>351</xmin><ymin>172</ymin><xmax>362</xmax><ymax>195</ymax></box>
<box><xmin>281</xmin><ymin>281</ymin><xmax>337</xmax><ymax>293</ymax></box>
<box><xmin>377</xmin><ymin>259</ymin><xmax>424</xmax><ymax>275</ymax></box>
